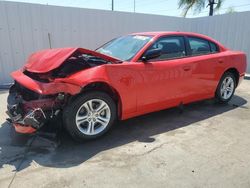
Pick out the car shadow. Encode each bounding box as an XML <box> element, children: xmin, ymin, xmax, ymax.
<box><xmin>0</xmin><ymin>95</ymin><xmax>248</xmax><ymax>171</ymax></box>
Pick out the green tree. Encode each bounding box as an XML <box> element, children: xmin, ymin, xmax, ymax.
<box><xmin>178</xmin><ymin>0</ymin><xmax>224</xmax><ymax>17</ymax></box>
<box><xmin>226</xmin><ymin>6</ymin><xmax>236</xmax><ymax>14</ymax></box>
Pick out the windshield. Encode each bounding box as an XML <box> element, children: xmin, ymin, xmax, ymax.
<box><xmin>96</xmin><ymin>35</ymin><xmax>152</xmax><ymax>61</ymax></box>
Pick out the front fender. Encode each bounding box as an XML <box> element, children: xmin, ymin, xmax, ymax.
<box><xmin>61</xmin><ymin>65</ymin><xmax>137</xmax><ymax>120</ymax></box>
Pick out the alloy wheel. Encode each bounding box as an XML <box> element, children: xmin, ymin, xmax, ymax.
<box><xmin>75</xmin><ymin>99</ymin><xmax>111</xmax><ymax>135</ymax></box>
<box><xmin>220</xmin><ymin>76</ymin><xmax>235</xmax><ymax>100</ymax></box>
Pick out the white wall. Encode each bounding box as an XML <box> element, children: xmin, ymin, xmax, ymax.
<box><xmin>0</xmin><ymin>1</ymin><xmax>249</xmax><ymax>84</ymax></box>
<box><xmin>185</xmin><ymin>12</ymin><xmax>250</xmax><ymax>66</ymax></box>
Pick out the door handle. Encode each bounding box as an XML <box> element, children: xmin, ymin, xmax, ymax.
<box><xmin>183</xmin><ymin>66</ymin><xmax>191</xmax><ymax>71</ymax></box>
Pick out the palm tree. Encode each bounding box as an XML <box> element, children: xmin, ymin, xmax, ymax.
<box><xmin>178</xmin><ymin>0</ymin><xmax>224</xmax><ymax>17</ymax></box>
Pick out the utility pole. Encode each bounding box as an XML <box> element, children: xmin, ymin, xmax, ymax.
<box><xmin>111</xmin><ymin>0</ymin><xmax>114</xmax><ymax>11</ymax></box>
<box><xmin>134</xmin><ymin>0</ymin><xmax>135</xmax><ymax>13</ymax></box>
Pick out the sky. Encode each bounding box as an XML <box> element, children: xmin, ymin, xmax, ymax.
<box><xmin>2</xmin><ymin>0</ymin><xmax>250</xmax><ymax>17</ymax></box>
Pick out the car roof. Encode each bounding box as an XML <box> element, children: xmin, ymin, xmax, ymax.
<box><xmin>132</xmin><ymin>31</ymin><xmax>209</xmax><ymax>38</ymax></box>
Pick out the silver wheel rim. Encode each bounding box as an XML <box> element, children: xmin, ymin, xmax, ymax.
<box><xmin>220</xmin><ymin>76</ymin><xmax>234</xmax><ymax>100</ymax></box>
<box><xmin>75</xmin><ymin>99</ymin><xmax>111</xmax><ymax>136</ymax></box>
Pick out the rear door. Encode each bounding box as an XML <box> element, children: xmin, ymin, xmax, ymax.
<box><xmin>182</xmin><ymin>36</ymin><xmax>221</xmax><ymax>103</ymax></box>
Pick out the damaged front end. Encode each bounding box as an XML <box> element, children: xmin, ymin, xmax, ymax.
<box><xmin>6</xmin><ymin>82</ymin><xmax>67</xmax><ymax>133</ymax></box>
<box><xmin>7</xmin><ymin>47</ymin><xmax>120</xmax><ymax>133</ymax></box>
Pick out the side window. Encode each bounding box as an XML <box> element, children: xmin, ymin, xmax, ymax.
<box><xmin>146</xmin><ymin>36</ymin><xmax>186</xmax><ymax>61</ymax></box>
<box><xmin>188</xmin><ymin>37</ymin><xmax>211</xmax><ymax>55</ymax></box>
<box><xmin>209</xmin><ymin>41</ymin><xmax>219</xmax><ymax>53</ymax></box>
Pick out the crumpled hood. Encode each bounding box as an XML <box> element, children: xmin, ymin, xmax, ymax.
<box><xmin>24</xmin><ymin>47</ymin><xmax>121</xmax><ymax>73</ymax></box>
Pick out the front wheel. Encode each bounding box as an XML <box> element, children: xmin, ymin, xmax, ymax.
<box><xmin>215</xmin><ymin>72</ymin><xmax>236</xmax><ymax>103</ymax></box>
<box><xmin>63</xmin><ymin>91</ymin><xmax>117</xmax><ymax>141</ymax></box>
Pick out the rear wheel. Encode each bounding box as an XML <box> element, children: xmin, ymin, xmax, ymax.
<box><xmin>63</xmin><ymin>91</ymin><xmax>117</xmax><ymax>141</ymax></box>
<box><xmin>215</xmin><ymin>72</ymin><xmax>236</xmax><ymax>103</ymax></box>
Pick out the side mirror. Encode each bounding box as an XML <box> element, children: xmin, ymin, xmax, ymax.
<box><xmin>141</xmin><ymin>48</ymin><xmax>161</xmax><ymax>62</ymax></box>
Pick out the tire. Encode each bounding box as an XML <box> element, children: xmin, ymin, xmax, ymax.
<box><xmin>63</xmin><ymin>91</ymin><xmax>117</xmax><ymax>141</ymax></box>
<box><xmin>215</xmin><ymin>72</ymin><xmax>236</xmax><ymax>103</ymax></box>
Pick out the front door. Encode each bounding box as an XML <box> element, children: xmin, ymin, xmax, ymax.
<box><xmin>133</xmin><ymin>36</ymin><xmax>193</xmax><ymax>114</ymax></box>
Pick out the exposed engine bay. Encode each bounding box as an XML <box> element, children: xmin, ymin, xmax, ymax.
<box><xmin>6</xmin><ymin>48</ymin><xmax>118</xmax><ymax>133</ymax></box>
<box><xmin>23</xmin><ymin>51</ymin><xmax>111</xmax><ymax>82</ymax></box>
<box><xmin>53</xmin><ymin>53</ymin><xmax>109</xmax><ymax>77</ymax></box>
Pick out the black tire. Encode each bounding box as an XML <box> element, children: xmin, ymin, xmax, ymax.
<box><xmin>215</xmin><ymin>72</ymin><xmax>236</xmax><ymax>103</ymax></box>
<box><xmin>63</xmin><ymin>91</ymin><xmax>117</xmax><ymax>141</ymax></box>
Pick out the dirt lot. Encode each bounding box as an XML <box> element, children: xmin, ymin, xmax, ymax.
<box><xmin>0</xmin><ymin>80</ymin><xmax>250</xmax><ymax>188</ymax></box>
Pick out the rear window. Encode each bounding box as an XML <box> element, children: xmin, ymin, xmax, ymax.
<box><xmin>188</xmin><ymin>37</ymin><xmax>210</xmax><ymax>55</ymax></box>
<box><xmin>209</xmin><ymin>42</ymin><xmax>219</xmax><ymax>53</ymax></box>
<box><xmin>188</xmin><ymin>37</ymin><xmax>219</xmax><ymax>56</ymax></box>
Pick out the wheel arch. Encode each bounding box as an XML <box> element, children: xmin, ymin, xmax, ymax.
<box><xmin>224</xmin><ymin>67</ymin><xmax>240</xmax><ymax>86</ymax></box>
<box><xmin>79</xmin><ymin>81</ymin><xmax>123</xmax><ymax>120</ymax></box>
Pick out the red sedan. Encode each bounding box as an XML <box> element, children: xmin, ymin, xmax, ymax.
<box><xmin>7</xmin><ymin>32</ymin><xmax>247</xmax><ymax>141</ymax></box>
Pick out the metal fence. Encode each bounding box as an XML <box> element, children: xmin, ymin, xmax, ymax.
<box><xmin>0</xmin><ymin>1</ymin><xmax>249</xmax><ymax>84</ymax></box>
